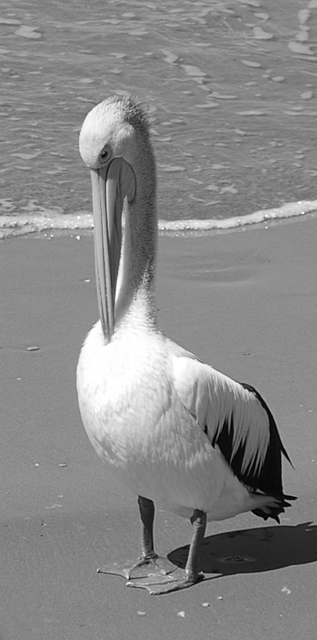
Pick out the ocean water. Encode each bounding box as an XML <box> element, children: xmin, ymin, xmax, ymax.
<box><xmin>0</xmin><ymin>0</ymin><xmax>317</xmax><ymax>238</ymax></box>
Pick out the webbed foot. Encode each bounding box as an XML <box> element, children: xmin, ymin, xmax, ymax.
<box><xmin>126</xmin><ymin>567</ymin><xmax>204</xmax><ymax>595</ymax></box>
<box><xmin>97</xmin><ymin>554</ymin><xmax>178</xmax><ymax>581</ymax></box>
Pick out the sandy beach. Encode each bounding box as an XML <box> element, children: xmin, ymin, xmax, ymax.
<box><xmin>0</xmin><ymin>217</ymin><xmax>316</xmax><ymax>640</ymax></box>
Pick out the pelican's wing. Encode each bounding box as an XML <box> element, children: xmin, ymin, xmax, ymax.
<box><xmin>172</xmin><ymin>352</ymin><xmax>291</xmax><ymax>496</ymax></box>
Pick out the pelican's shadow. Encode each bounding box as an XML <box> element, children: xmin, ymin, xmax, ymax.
<box><xmin>168</xmin><ymin>522</ymin><xmax>317</xmax><ymax>577</ymax></box>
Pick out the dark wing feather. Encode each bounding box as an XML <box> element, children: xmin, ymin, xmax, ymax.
<box><xmin>239</xmin><ymin>382</ymin><xmax>293</xmax><ymax>492</ymax></box>
<box><xmin>212</xmin><ymin>381</ymin><xmax>296</xmax><ymax>520</ymax></box>
<box><xmin>172</xmin><ymin>354</ymin><xmax>296</xmax><ymax>522</ymax></box>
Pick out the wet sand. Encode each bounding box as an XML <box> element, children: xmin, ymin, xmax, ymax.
<box><xmin>0</xmin><ymin>217</ymin><xmax>316</xmax><ymax>639</ymax></box>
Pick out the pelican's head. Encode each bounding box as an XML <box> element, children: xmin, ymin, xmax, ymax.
<box><xmin>79</xmin><ymin>94</ymin><xmax>150</xmax><ymax>170</ymax></box>
<box><xmin>79</xmin><ymin>96</ymin><xmax>151</xmax><ymax>340</ymax></box>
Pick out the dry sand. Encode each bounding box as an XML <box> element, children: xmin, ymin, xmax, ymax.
<box><xmin>0</xmin><ymin>217</ymin><xmax>316</xmax><ymax>639</ymax></box>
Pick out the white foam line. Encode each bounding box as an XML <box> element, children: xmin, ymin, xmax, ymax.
<box><xmin>158</xmin><ymin>200</ymin><xmax>317</xmax><ymax>231</ymax></box>
<box><xmin>0</xmin><ymin>213</ymin><xmax>94</xmax><ymax>232</ymax></box>
<box><xmin>0</xmin><ymin>200</ymin><xmax>317</xmax><ymax>238</ymax></box>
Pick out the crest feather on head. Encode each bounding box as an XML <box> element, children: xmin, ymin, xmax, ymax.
<box><xmin>100</xmin><ymin>95</ymin><xmax>150</xmax><ymax>137</ymax></box>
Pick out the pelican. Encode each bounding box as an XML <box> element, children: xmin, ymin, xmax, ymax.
<box><xmin>77</xmin><ymin>95</ymin><xmax>295</xmax><ymax>595</ymax></box>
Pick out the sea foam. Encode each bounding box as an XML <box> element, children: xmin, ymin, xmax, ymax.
<box><xmin>0</xmin><ymin>200</ymin><xmax>316</xmax><ymax>239</ymax></box>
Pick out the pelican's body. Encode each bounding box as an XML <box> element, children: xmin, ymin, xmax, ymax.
<box><xmin>77</xmin><ymin>96</ymin><xmax>295</xmax><ymax>594</ymax></box>
<box><xmin>78</xmin><ymin>323</ymin><xmax>281</xmax><ymax>522</ymax></box>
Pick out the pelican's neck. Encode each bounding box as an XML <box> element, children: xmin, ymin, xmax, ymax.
<box><xmin>115</xmin><ymin>140</ymin><xmax>157</xmax><ymax>334</ymax></box>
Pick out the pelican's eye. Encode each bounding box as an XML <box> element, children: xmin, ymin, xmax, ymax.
<box><xmin>99</xmin><ymin>144</ymin><xmax>112</xmax><ymax>165</ymax></box>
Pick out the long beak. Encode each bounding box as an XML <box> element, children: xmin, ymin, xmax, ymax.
<box><xmin>90</xmin><ymin>158</ymin><xmax>135</xmax><ymax>340</ymax></box>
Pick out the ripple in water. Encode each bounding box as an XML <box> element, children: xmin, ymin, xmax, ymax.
<box><xmin>0</xmin><ymin>0</ymin><xmax>316</xmax><ymax>236</ymax></box>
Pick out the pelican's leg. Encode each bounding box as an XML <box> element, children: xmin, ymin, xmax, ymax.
<box><xmin>120</xmin><ymin>496</ymin><xmax>178</xmax><ymax>579</ymax></box>
<box><xmin>127</xmin><ymin>509</ymin><xmax>207</xmax><ymax>595</ymax></box>
<box><xmin>97</xmin><ymin>496</ymin><xmax>177</xmax><ymax>582</ymax></box>
<box><xmin>138</xmin><ymin>495</ymin><xmax>156</xmax><ymax>559</ymax></box>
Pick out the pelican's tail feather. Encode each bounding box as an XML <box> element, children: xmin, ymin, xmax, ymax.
<box><xmin>251</xmin><ymin>492</ymin><xmax>297</xmax><ymax>523</ymax></box>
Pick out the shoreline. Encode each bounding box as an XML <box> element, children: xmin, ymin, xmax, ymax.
<box><xmin>1</xmin><ymin>202</ymin><xmax>317</xmax><ymax>240</ymax></box>
<box><xmin>0</xmin><ymin>216</ymin><xmax>316</xmax><ymax>639</ymax></box>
